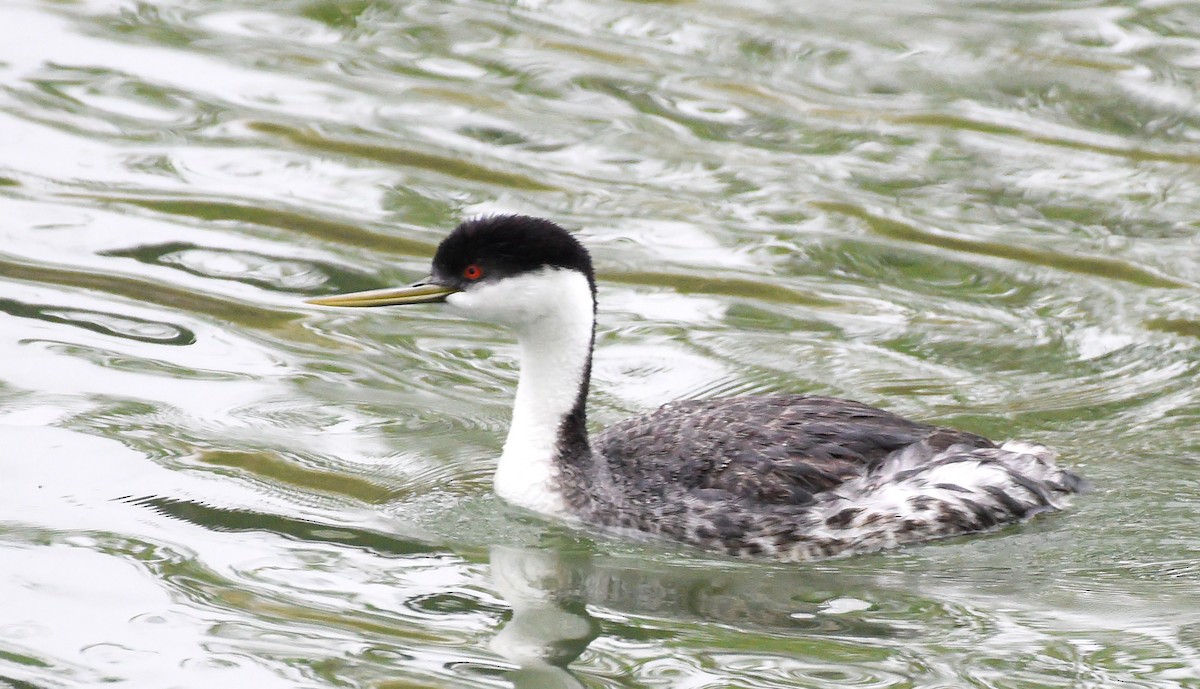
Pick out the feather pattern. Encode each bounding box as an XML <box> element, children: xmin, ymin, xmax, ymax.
<box><xmin>581</xmin><ymin>396</ymin><xmax>1082</xmax><ymax>559</ymax></box>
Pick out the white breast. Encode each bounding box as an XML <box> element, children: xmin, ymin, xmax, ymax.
<box><xmin>447</xmin><ymin>268</ymin><xmax>596</xmax><ymax>517</ymax></box>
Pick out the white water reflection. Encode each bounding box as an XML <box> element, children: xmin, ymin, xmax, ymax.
<box><xmin>486</xmin><ymin>541</ymin><xmax>1200</xmax><ymax>687</ymax></box>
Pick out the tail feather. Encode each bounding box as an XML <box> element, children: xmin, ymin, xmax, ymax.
<box><xmin>803</xmin><ymin>437</ymin><xmax>1081</xmax><ymax>556</ymax></box>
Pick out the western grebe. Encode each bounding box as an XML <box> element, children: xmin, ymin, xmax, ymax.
<box><xmin>310</xmin><ymin>214</ymin><xmax>1082</xmax><ymax>560</ymax></box>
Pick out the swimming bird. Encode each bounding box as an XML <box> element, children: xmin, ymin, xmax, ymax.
<box><xmin>310</xmin><ymin>214</ymin><xmax>1082</xmax><ymax>560</ymax></box>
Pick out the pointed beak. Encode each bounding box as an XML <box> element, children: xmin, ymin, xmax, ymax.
<box><xmin>307</xmin><ymin>278</ymin><xmax>459</xmax><ymax>307</ymax></box>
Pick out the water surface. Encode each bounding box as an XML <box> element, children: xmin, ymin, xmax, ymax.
<box><xmin>2</xmin><ymin>0</ymin><xmax>1200</xmax><ymax>687</ymax></box>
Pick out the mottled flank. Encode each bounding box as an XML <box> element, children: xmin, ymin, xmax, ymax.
<box><xmin>576</xmin><ymin>396</ymin><xmax>1082</xmax><ymax>560</ymax></box>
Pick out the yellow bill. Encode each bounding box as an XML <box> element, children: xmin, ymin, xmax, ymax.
<box><xmin>307</xmin><ymin>280</ymin><xmax>458</xmax><ymax>307</ymax></box>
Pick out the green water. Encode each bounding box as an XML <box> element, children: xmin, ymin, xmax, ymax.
<box><xmin>2</xmin><ymin>0</ymin><xmax>1199</xmax><ymax>686</ymax></box>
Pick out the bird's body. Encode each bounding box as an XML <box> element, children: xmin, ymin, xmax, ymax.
<box><xmin>311</xmin><ymin>214</ymin><xmax>1082</xmax><ymax>560</ymax></box>
<box><xmin>587</xmin><ymin>396</ymin><xmax>1075</xmax><ymax>558</ymax></box>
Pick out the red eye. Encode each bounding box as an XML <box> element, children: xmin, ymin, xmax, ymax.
<box><xmin>463</xmin><ymin>264</ymin><xmax>483</xmax><ymax>280</ymax></box>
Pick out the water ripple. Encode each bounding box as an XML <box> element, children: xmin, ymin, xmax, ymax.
<box><xmin>0</xmin><ymin>297</ymin><xmax>194</xmax><ymax>346</ymax></box>
<box><xmin>2</xmin><ymin>0</ymin><xmax>1200</xmax><ymax>687</ymax></box>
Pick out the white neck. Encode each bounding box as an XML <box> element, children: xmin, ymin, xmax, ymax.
<box><xmin>445</xmin><ymin>268</ymin><xmax>596</xmax><ymax>516</ymax></box>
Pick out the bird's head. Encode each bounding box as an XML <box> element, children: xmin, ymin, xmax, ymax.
<box><xmin>309</xmin><ymin>214</ymin><xmax>596</xmax><ymax>330</ymax></box>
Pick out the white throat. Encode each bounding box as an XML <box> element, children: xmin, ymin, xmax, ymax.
<box><xmin>445</xmin><ymin>268</ymin><xmax>595</xmax><ymax>516</ymax></box>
